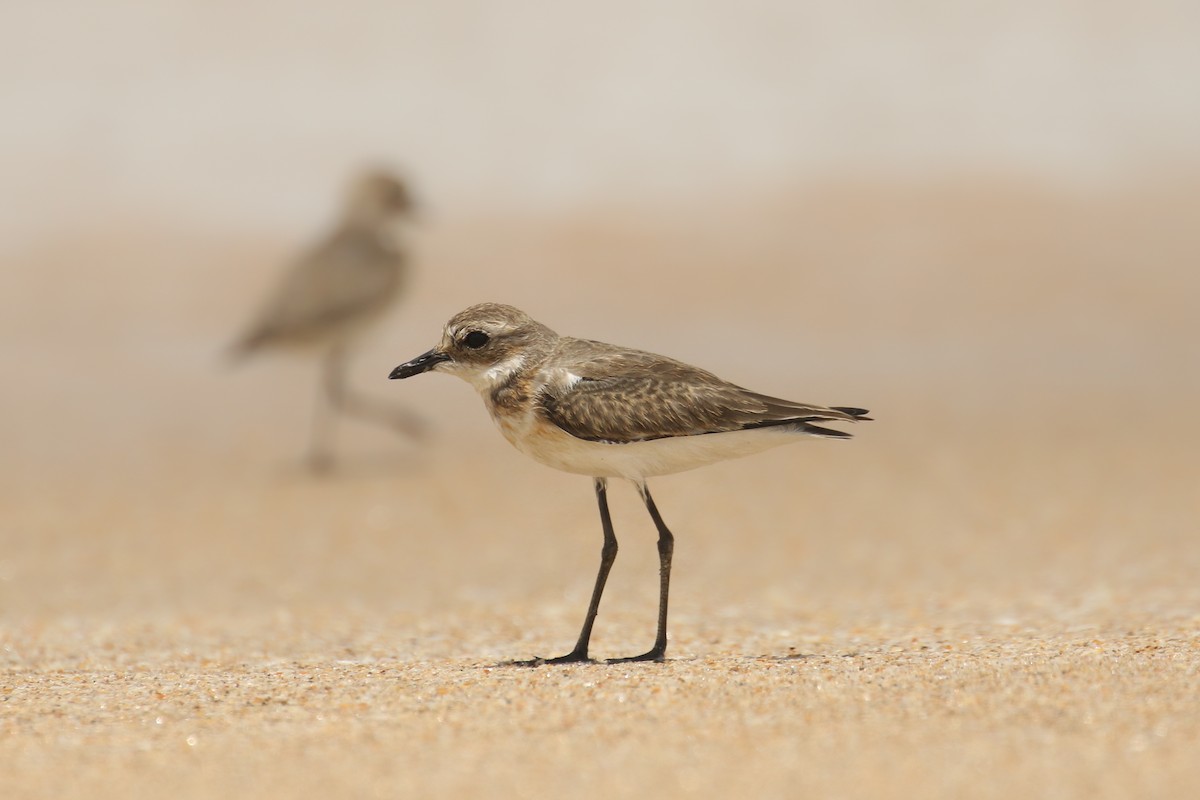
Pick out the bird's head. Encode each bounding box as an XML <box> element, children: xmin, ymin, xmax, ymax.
<box><xmin>389</xmin><ymin>303</ymin><xmax>556</xmax><ymax>393</ymax></box>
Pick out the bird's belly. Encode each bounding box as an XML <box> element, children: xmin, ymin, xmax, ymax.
<box><xmin>492</xmin><ymin>408</ymin><xmax>807</xmax><ymax>480</ymax></box>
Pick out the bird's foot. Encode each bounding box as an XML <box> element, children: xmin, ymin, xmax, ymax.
<box><xmin>504</xmin><ymin>649</ymin><xmax>593</xmax><ymax>667</ymax></box>
<box><xmin>605</xmin><ymin>647</ymin><xmax>666</xmax><ymax>664</ymax></box>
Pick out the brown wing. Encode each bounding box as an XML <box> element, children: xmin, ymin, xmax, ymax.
<box><xmin>538</xmin><ymin>338</ymin><xmax>868</xmax><ymax>444</ymax></box>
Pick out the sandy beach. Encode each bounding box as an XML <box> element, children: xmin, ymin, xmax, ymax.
<box><xmin>5</xmin><ymin>178</ymin><xmax>1200</xmax><ymax>797</ymax></box>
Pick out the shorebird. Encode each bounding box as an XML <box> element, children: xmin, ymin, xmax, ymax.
<box><xmin>230</xmin><ymin>169</ymin><xmax>423</xmax><ymax>470</ymax></box>
<box><xmin>390</xmin><ymin>303</ymin><xmax>870</xmax><ymax>663</ymax></box>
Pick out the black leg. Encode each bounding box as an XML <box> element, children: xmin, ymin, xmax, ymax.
<box><xmin>515</xmin><ymin>478</ymin><xmax>617</xmax><ymax>666</ymax></box>
<box><xmin>608</xmin><ymin>482</ymin><xmax>674</xmax><ymax>663</ymax></box>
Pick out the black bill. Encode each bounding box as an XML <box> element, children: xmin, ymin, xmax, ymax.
<box><xmin>389</xmin><ymin>349</ymin><xmax>450</xmax><ymax>379</ymax></box>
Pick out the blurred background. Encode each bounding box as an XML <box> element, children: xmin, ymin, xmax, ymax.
<box><xmin>2</xmin><ymin>0</ymin><xmax>1198</xmax><ymax>640</ymax></box>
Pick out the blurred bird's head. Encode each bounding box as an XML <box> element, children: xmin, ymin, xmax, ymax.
<box><xmin>345</xmin><ymin>169</ymin><xmax>416</xmax><ymax>224</ymax></box>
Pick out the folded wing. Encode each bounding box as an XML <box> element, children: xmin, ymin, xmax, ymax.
<box><xmin>538</xmin><ymin>339</ymin><xmax>869</xmax><ymax>444</ymax></box>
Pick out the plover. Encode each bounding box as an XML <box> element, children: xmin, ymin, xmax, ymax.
<box><xmin>390</xmin><ymin>303</ymin><xmax>870</xmax><ymax>663</ymax></box>
<box><xmin>230</xmin><ymin>169</ymin><xmax>423</xmax><ymax>470</ymax></box>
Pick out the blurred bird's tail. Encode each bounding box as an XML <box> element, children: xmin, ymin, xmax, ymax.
<box><xmin>223</xmin><ymin>332</ymin><xmax>262</xmax><ymax>365</ymax></box>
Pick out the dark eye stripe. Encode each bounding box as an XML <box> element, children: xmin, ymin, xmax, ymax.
<box><xmin>463</xmin><ymin>331</ymin><xmax>490</xmax><ymax>349</ymax></box>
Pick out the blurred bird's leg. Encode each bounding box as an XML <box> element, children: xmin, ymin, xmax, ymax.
<box><xmin>306</xmin><ymin>349</ymin><xmax>341</xmax><ymax>473</ymax></box>
<box><xmin>326</xmin><ymin>344</ymin><xmax>427</xmax><ymax>440</ymax></box>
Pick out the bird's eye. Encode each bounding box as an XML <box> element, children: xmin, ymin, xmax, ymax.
<box><xmin>463</xmin><ymin>331</ymin><xmax>490</xmax><ymax>349</ymax></box>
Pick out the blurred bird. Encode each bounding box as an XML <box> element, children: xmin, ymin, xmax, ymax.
<box><xmin>230</xmin><ymin>169</ymin><xmax>423</xmax><ymax>470</ymax></box>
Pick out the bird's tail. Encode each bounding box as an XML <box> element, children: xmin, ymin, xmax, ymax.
<box><xmin>793</xmin><ymin>406</ymin><xmax>872</xmax><ymax>439</ymax></box>
<box><xmin>830</xmin><ymin>406</ymin><xmax>872</xmax><ymax>421</ymax></box>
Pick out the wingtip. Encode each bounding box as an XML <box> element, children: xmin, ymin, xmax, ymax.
<box><xmin>831</xmin><ymin>406</ymin><xmax>872</xmax><ymax>421</ymax></box>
